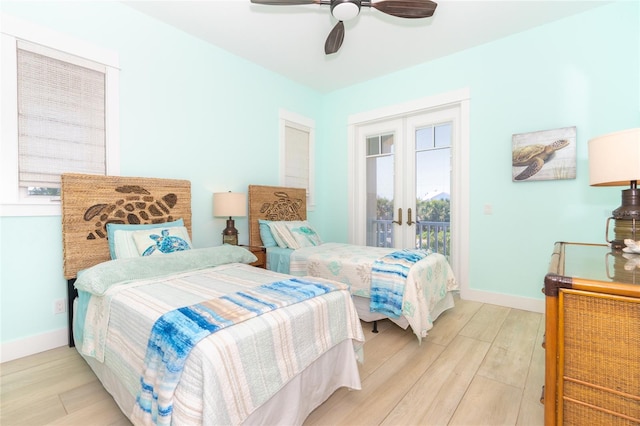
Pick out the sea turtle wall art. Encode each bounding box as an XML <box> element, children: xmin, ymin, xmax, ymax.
<box><xmin>511</xmin><ymin>126</ymin><xmax>576</xmax><ymax>182</ymax></box>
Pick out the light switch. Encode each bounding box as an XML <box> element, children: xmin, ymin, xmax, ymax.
<box><xmin>483</xmin><ymin>204</ymin><xmax>493</xmax><ymax>215</ymax></box>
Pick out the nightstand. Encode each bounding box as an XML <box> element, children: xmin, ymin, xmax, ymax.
<box><xmin>240</xmin><ymin>245</ymin><xmax>266</xmax><ymax>269</ymax></box>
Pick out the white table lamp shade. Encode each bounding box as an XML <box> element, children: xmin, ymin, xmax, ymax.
<box><xmin>588</xmin><ymin>128</ymin><xmax>640</xmax><ymax>187</ymax></box>
<box><xmin>213</xmin><ymin>192</ymin><xmax>247</xmax><ymax>217</ymax></box>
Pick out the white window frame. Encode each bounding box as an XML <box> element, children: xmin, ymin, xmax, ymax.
<box><xmin>279</xmin><ymin>109</ymin><xmax>315</xmax><ymax>211</ymax></box>
<box><xmin>0</xmin><ymin>13</ymin><xmax>120</xmax><ymax>217</ymax></box>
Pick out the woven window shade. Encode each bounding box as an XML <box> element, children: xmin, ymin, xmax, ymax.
<box><xmin>17</xmin><ymin>44</ymin><xmax>106</xmax><ymax>190</ymax></box>
<box><xmin>284</xmin><ymin>123</ymin><xmax>309</xmax><ymax>192</ymax></box>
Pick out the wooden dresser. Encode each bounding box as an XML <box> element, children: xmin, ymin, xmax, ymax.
<box><xmin>544</xmin><ymin>242</ymin><xmax>640</xmax><ymax>425</ymax></box>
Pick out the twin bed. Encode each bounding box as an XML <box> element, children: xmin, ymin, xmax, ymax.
<box><xmin>247</xmin><ymin>185</ymin><xmax>458</xmax><ymax>339</ymax></box>
<box><xmin>61</xmin><ymin>174</ymin><xmax>458</xmax><ymax>425</ymax></box>
<box><xmin>61</xmin><ymin>174</ymin><xmax>364</xmax><ymax>425</ymax></box>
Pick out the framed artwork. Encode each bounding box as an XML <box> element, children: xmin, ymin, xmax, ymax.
<box><xmin>512</xmin><ymin>126</ymin><xmax>576</xmax><ymax>182</ymax></box>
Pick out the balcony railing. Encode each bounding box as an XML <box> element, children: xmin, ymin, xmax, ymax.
<box><xmin>369</xmin><ymin>219</ymin><xmax>451</xmax><ymax>257</ymax></box>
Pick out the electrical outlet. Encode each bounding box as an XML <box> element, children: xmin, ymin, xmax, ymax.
<box><xmin>54</xmin><ymin>298</ymin><xmax>66</xmax><ymax>314</ymax></box>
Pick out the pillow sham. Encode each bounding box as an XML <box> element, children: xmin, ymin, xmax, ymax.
<box><xmin>75</xmin><ymin>245</ymin><xmax>258</xmax><ymax>296</ymax></box>
<box><xmin>268</xmin><ymin>221</ymin><xmax>298</xmax><ymax>249</ymax></box>
<box><xmin>285</xmin><ymin>221</ymin><xmax>322</xmax><ymax>248</ymax></box>
<box><xmin>268</xmin><ymin>220</ymin><xmax>322</xmax><ymax>250</ymax></box>
<box><xmin>132</xmin><ymin>226</ymin><xmax>193</xmax><ymax>256</ymax></box>
<box><xmin>258</xmin><ymin>219</ymin><xmax>278</xmax><ymax>247</ymax></box>
<box><xmin>106</xmin><ymin>219</ymin><xmax>184</xmax><ymax>259</ymax></box>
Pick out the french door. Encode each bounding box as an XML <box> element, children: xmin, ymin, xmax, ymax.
<box><xmin>350</xmin><ymin>104</ymin><xmax>461</xmax><ymax>258</ymax></box>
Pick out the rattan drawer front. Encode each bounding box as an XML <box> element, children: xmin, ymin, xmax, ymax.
<box><xmin>559</xmin><ymin>290</ymin><xmax>640</xmax><ymax>424</ymax></box>
<box><xmin>563</xmin><ymin>400</ymin><xmax>639</xmax><ymax>426</ymax></box>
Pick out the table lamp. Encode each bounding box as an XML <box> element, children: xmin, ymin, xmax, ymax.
<box><xmin>588</xmin><ymin>128</ymin><xmax>640</xmax><ymax>249</ymax></box>
<box><xmin>213</xmin><ymin>191</ymin><xmax>247</xmax><ymax>245</ymax></box>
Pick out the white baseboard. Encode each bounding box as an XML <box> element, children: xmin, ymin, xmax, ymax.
<box><xmin>1</xmin><ymin>327</ymin><xmax>68</xmax><ymax>363</ymax></box>
<box><xmin>460</xmin><ymin>288</ymin><xmax>545</xmax><ymax>314</ymax></box>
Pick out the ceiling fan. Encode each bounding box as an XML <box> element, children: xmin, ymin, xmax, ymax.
<box><xmin>250</xmin><ymin>0</ymin><xmax>438</xmax><ymax>55</ymax></box>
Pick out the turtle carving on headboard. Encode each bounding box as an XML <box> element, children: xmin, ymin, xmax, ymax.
<box><xmin>61</xmin><ymin>173</ymin><xmax>192</xmax><ymax>279</ymax></box>
<box><xmin>84</xmin><ymin>185</ymin><xmax>178</xmax><ymax>240</ymax></box>
<box><xmin>247</xmin><ymin>185</ymin><xmax>307</xmax><ymax>247</ymax></box>
<box><xmin>259</xmin><ymin>191</ymin><xmax>304</xmax><ymax>221</ymax></box>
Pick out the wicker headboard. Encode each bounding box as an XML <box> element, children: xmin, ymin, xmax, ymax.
<box><xmin>248</xmin><ymin>185</ymin><xmax>307</xmax><ymax>247</ymax></box>
<box><xmin>61</xmin><ymin>173</ymin><xmax>192</xmax><ymax>279</ymax></box>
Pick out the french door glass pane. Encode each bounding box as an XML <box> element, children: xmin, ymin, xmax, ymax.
<box><xmin>415</xmin><ymin>127</ymin><xmax>434</xmax><ymax>151</ymax></box>
<box><xmin>381</xmin><ymin>134</ymin><xmax>394</xmax><ymax>154</ymax></box>
<box><xmin>366</xmin><ymin>134</ymin><xmax>394</xmax><ymax>247</ymax></box>
<box><xmin>415</xmin><ymin>123</ymin><xmax>451</xmax><ymax>256</ymax></box>
<box><xmin>367</xmin><ymin>137</ymin><xmax>379</xmax><ymax>155</ymax></box>
<box><xmin>434</xmin><ymin>124</ymin><xmax>451</xmax><ymax>148</ymax></box>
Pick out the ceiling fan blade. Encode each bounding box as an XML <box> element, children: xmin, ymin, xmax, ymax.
<box><xmin>250</xmin><ymin>0</ymin><xmax>320</xmax><ymax>5</ymax></box>
<box><xmin>368</xmin><ymin>0</ymin><xmax>437</xmax><ymax>18</ymax></box>
<box><xmin>324</xmin><ymin>21</ymin><xmax>345</xmax><ymax>55</ymax></box>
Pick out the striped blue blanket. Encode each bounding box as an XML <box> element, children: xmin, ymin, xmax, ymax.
<box><xmin>370</xmin><ymin>249</ymin><xmax>430</xmax><ymax>318</ymax></box>
<box><xmin>134</xmin><ymin>277</ymin><xmax>342</xmax><ymax>426</ymax></box>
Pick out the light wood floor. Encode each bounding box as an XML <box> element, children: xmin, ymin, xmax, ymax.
<box><xmin>0</xmin><ymin>297</ymin><xmax>545</xmax><ymax>425</ymax></box>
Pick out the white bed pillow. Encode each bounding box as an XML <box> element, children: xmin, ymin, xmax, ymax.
<box><xmin>76</xmin><ymin>245</ymin><xmax>258</xmax><ymax>296</ymax></box>
<box><xmin>113</xmin><ymin>229</ymin><xmax>145</xmax><ymax>259</ymax></box>
<box><xmin>268</xmin><ymin>221</ymin><xmax>293</xmax><ymax>248</ymax></box>
<box><xmin>268</xmin><ymin>220</ymin><xmax>322</xmax><ymax>249</ymax></box>
<box><xmin>132</xmin><ymin>226</ymin><xmax>193</xmax><ymax>256</ymax></box>
<box><xmin>285</xmin><ymin>221</ymin><xmax>322</xmax><ymax>248</ymax></box>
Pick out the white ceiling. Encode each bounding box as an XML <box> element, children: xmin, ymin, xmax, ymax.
<box><xmin>123</xmin><ymin>0</ymin><xmax>610</xmax><ymax>93</ymax></box>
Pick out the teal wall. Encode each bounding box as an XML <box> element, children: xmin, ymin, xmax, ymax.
<box><xmin>314</xmin><ymin>1</ymin><xmax>640</xmax><ymax>302</ymax></box>
<box><xmin>1</xmin><ymin>1</ymin><xmax>638</xmax><ymax>351</ymax></box>
<box><xmin>0</xmin><ymin>1</ymin><xmax>322</xmax><ymax>345</ymax></box>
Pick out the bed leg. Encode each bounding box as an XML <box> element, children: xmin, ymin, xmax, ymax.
<box><xmin>372</xmin><ymin>321</ymin><xmax>378</xmax><ymax>333</ymax></box>
<box><xmin>67</xmin><ymin>279</ymin><xmax>77</xmax><ymax>347</ymax></box>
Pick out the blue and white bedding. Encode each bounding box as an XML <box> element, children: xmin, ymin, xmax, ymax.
<box><xmin>74</xmin><ymin>246</ymin><xmax>365</xmax><ymax>425</ymax></box>
<box><xmin>370</xmin><ymin>249</ymin><xmax>430</xmax><ymax>319</ymax></box>
<box><xmin>287</xmin><ymin>242</ymin><xmax>458</xmax><ymax>341</ymax></box>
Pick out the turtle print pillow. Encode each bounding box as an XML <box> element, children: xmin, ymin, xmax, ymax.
<box><xmin>131</xmin><ymin>226</ymin><xmax>193</xmax><ymax>256</ymax></box>
<box><xmin>106</xmin><ymin>219</ymin><xmax>184</xmax><ymax>259</ymax></box>
<box><xmin>269</xmin><ymin>220</ymin><xmax>322</xmax><ymax>249</ymax></box>
<box><xmin>285</xmin><ymin>221</ymin><xmax>322</xmax><ymax>249</ymax></box>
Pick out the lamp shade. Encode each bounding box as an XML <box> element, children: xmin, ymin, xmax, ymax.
<box><xmin>213</xmin><ymin>192</ymin><xmax>247</xmax><ymax>217</ymax></box>
<box><xmin>588</xmin><ymin>128</ymin><xmax>640</xmax><ymax>187</ymax></box>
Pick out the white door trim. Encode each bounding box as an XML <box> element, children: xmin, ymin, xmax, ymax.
<box><xmin>347</xmin><ymin>87</ymin><xmax>470</xmax><ymax>297</ymax></box>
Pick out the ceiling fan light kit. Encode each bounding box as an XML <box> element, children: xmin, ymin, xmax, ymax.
<box><xmin>330</xmin><ymin>0</ymin><xmax>361</xmax><ymax>21</ymax></box>
<box><xmin>250</xmin><ymin>0</ymin><xmax>437</xmax><ymax>54</ymax></box>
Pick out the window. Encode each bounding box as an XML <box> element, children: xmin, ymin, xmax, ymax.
<box><xmin>279</xmin><ymin>109</ymin><xmax>315</xmax><ymax>211</ymax></box>
<box><xmin>1</xmin><ymin>14</ymin><xmax>119</xmax><ymax>216</ymax></box>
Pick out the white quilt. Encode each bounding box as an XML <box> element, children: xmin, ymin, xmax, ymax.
<box><xmin>76</xmin><ymin>263</ymin><xmax>364</xmax><ymax>425</ymax></box>
<box><xmin>289</xmin><ymin>242</ymin><xmax>458</xmax><ymax>340</ymax></box>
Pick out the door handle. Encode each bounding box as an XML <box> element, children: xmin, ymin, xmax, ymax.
<box><xmin>392</xmin><ymin>208</ymin><xmax>403</xmax><ymax>225</ymax></box>
<box><xmin>407</xmin><ymin>208</ymin><xmax>415</xmax><ymax>226</ymax></box>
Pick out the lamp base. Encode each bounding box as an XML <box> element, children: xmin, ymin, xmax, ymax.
<box><xmin>222</xmin><ymin>218</ymin><xmax>239</xmax><ymax>245</ymax></box>
<box><xmin>606</xmin><ymin>218</ymin><xmax>638</xmax><ymax>250</ymax></box>
<box><xmin>605</xmin><ymin>187</ymin><xmax>640</xmax><ymax>249</ymax></box>
<box><xmin>612</xmin><ymin>187</ymin><xmax>640</xmax><ymax>221</ymax></box>
<box><xmin>223</xmin><ymin>234</ymin><xmax>238</xmax><ymax>245</ymax></box>
<box><xmin>611</xmin><ymin>188</ymin><xmax>640</xmax><ymax>249</ymax></box>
